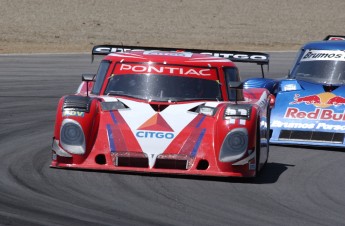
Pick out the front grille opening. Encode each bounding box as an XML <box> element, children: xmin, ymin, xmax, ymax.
<box><xmin>279</xmin><ymin>130</ymin><xmax>345</xmax><ymax>144</ymax></box>
<box><xmin>196</xmin><ymin>159</ymin><xmax>209</xmax><ymax>170</ymax></box>
<box><xmin>95</xmin><ymin>154</ymin><xmax>106</xmax><ymax>165</ymax></box>
<box><xmin>56</xmin><ymin>155</ymin><xmax>73</xmax><ymax>164</ymax></box>
<box><xmin>150</xmin><ymin>104</ymin><xmax>169</xmax><ymax>112</ymax></box>
<box><xmin>154</xmin><ymin>159</ymin><xmax>188</xmax><ymax>170</ymax></box>
<box><xmin>323</xmin><ymin>85</ymin><xmax>339</xmax><ymax>92</ymax></box>
<box><xmin>116</xmin><ymin>156</ymin><xmax>149</xmax><ymax>168</ymax></box>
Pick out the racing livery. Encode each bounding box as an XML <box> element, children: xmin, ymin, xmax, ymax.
<box><xmin>244</xmin><ymin>35</ymin><xmax>345</xmax><ymax>148</ymax></box>
<box><xmin>51</xmin><ymin>45</ymin><xmax>273</xmax><ymax>177</ymax></box>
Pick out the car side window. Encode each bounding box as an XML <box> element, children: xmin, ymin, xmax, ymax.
<box><xmin>224</xmin><ymin>67</ymin><xmax>240</xmax><ymax>83</ymax></box>
<box><xmin>92</xmin><ymin>60</ymin><xmax>111</xmax><ymax>95</ymax></box>
<box><xmin>224</xmin><ymin>67</ymin><xmax>243</xmax><ymax>101</ymax></box>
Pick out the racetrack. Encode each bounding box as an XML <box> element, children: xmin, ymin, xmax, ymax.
<box><xmin>1</xmin><ymin>53</ymin><xmax>345</xmax><ymax>226</ymax></box>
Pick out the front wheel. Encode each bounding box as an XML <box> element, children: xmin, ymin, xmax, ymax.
<box><xmin>255</xmin><ymin>120</ymin><xmax>261</xmax><ymax>176</ymax></box>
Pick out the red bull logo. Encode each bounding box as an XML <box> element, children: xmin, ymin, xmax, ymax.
<box><xmin>291</xmin><ymin>94</ymin><xmax>321</xmax><ymax>105</ymax></box>
<box><xmin>290</xmin><ymin>93</ymin><xmax>345</xmax><ymax>108</ymax></box>
<box><xmin>326</xmin><ymin>96</ymin><xmax>345</xmax><ymax>106</ymax></box>
<box><xmin>285</xmin><ymin>107</ymin><xmax>345</xmax><ymax>121</ymax></box>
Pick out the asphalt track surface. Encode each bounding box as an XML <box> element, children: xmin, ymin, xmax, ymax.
<box><xmin>1</xmin><ymin>52</ymin><xmax>345</xmax><ymax>226</ymax></box>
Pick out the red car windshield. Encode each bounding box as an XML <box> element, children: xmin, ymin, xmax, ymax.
<box><xmin>105</xmin><ymin>74</ymin><xmax>222</xmax><ymax>102</ymax></box>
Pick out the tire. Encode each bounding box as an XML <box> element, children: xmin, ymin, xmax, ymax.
<box><xmin>265</xmin><ymin>106</ymin><xmax>271</xmax><ymax>164</ymax></box>
<box><xmin>255</xmin><ymin>119</ymin><xmax>261</xmax><ymax>176</ymax></box>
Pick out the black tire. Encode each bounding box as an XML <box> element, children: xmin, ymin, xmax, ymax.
<box><xmin>255</xmin><ymin>119</ymin><xmax>261</xmax><ymax>176</ymax></box>
<box><xmin>265</xmin><ymin>106</ymin><xmax>271</xmax><ymax>164</ymax></box>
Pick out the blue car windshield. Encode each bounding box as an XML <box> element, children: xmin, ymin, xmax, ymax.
<box><xmin>104</xmin><ymin>74</ymin><xmax>222</xmax><ymax>102</ymax></box>
<box><xmin>292</xmin><ymin>59</ymin><xmax>345</xmax><ymax>85</ymax></box>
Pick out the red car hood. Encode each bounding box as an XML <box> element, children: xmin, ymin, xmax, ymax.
<box><xmin>98</xmin><ymin>96</ymin><xmax>218</xmax><ymax>168</ymax></box>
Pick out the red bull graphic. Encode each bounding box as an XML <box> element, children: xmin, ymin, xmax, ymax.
<box><xmin>290</xmin><ymin>93</ymin><xmax>345</xmax><ymax>108</ymax></box>
<box><xmin>291</xmin><ymin>94</ymin><xmax>320</xmax><ymax>105</ymax></box>
<box><xmin>326</xmin><ymin>96</ymin><xmax>345</xmax><ymax>106</ymax></box>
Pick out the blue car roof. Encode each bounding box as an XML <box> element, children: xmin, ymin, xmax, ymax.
<box><xmin>302</xmin><ymin>41</ymin><xmax>345</xmax><ymax>50</ymax></box>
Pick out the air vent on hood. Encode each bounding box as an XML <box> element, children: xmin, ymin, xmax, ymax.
<box><xmin>63</xmin><ymin>95</ymin><xmax>91</xmax><ymax>112</ymax></box>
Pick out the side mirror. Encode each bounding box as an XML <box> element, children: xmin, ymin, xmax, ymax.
<box><xmin>228</xmin><ymin>81</ymin><xmax>243</xmax><ymax>89</ymax></box>
<box><xmin>82</xmin><ymin>74</ymin><xmax>95</xmax><ymax>82</ymax></box>
<box><xmin>82</xmin><ymin>74</ymin><xmax>95</xmax><ymax>96</ymax></box>
<box><xmin>228</xmin><ymin>81</ymin><xmax>244</xmax><ymax>104</ymax></box>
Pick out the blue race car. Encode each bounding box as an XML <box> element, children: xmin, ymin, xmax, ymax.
<box><xmin>244</xmin><ymin>35</ymin><xmax>345</xmax><ymax>148</ymax></box>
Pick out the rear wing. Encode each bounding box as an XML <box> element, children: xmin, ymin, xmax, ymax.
<box><xmin>91</xmin><ymin>45</ymin><xmax>269</xmax><ymax>65</ymax></box>
<box><xmin>324</xmin><ymin>35</ymin><xmax>345</xmax><ymax>41</ymax></box>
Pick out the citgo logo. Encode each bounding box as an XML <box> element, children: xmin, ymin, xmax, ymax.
<box><xmin>290</xmin><ymin>92</ymin><xmax>345</xmax><ymax>108</ymax></box>
<box><xmin>136</xmin><ymin>113</ymin><xmax>175</xmax><ymax>139</ymax></box>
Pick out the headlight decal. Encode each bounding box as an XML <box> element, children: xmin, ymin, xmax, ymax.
<box><xmin>219</xmin><ymin>128</ymin><xmax>248</xmax><ymax>162</ymax></box>
<box><xmin>60</xmin><ymin>119</ymin><xmax>86</xmax><ymax>155</ymax></box>
<box><xmin>61</xmin><ymin>123</ymin><xmax>84</xmax><ymax>145</ymax></box>
<box><xmin>224</xmin><ymin>104</ymin><xmax>252</xmax><ymax>120</ymax></box>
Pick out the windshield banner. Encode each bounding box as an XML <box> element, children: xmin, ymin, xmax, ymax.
<box><xmin>301</xmin><ymin>50</ymin><xmax>345</xmax><ymax>62</ymax></box>
<box><xmin>114</xmin><ymin>63</ymin><xmax>218</xmax><ymax>80</ymax></box>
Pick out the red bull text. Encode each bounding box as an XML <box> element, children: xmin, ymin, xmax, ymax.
<box><xmin>285</xmin><ymin>107</ymin><xmax>345</xmax><ymax>121</ymax></box>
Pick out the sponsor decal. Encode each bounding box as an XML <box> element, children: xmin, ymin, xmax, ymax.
<box><xmin>143</xmin><ymin>51</ymin><xmax>193</xmax><ymax>57</ymax></box>
<box><xmin>290</xmin><ymin>93</ymin><xmax>345</xmax><ymax>108</ymax></box>
<box><xmin>94</xmin><ymin>47</ymin><xmax>142</xmax><ymax>53</ymax></box>
<box><xmin>327</xmin><ymin>36</ymin><xmax>345</xmax><ymax>41</ymax></box>
<box><xmin>200</xmin><ymin>52</ymin><xmax>268</xmax><ymax>61</ymax></box>
<box><xmin>249</xmin><ymin>163</ymin><xmax>256</xmax><ymax>171</ymax></box>
<box><xmin>136</xmin><ymin>113</ymin><xmax>175</xmax><ymax>139</ymax></box>
<box><xmin>63</xmin><ymin>110</ymin><xmax>85</xmax><ymax>117</ymax></box>
<box><xmin>136</xmin><ymin>131</ymin><xmax>174</xmax><ymax>139</ymax></box>
<box><xmin>285</xmin><ymin>108</ymin><xmax>345</xmax><ymax>121</ymax></box>
<box><xmin>279</xmin><ymin>94</ymin><xmax>345</xmax><ymax>131</ymax></box>
<box><xmin>137</xmin><ymin>113</ymin><xmax>173</xmax><ymax>131</ymax></box>
<box><xmin>272</xmin><ymin>120</ymin><xmax>345</xmax><ymax>131</ymax></box>
<box><xmin>115</xmin><ymin>63</ymin><xmax>217</xmax><ymax>78</ymax></box>
<box><xmin>301</xmin><ymin>50</ymin><xmax>345</xmax><ymax>62</ymax></box>
<box><xmin>93</xmin><ymin>47</ymin><xmax>268</xmax><ymax>61</ymax></box>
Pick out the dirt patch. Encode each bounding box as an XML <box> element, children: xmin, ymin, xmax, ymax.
<box><xmin>1</xmin><ymin>0</ymin><xmax>344</xmax><ymax>53</ymax></box>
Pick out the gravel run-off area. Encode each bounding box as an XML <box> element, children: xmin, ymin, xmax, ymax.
<box><xmin>1</xmin><ymin>0</ymin><xmax>345</xmax><ymax>54</ymax></box>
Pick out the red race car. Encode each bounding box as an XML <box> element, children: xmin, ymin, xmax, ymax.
<box><xmin>51</xmin><ymin>45</ymin><xmax>273</xmax><ymax>177</ymax></box>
